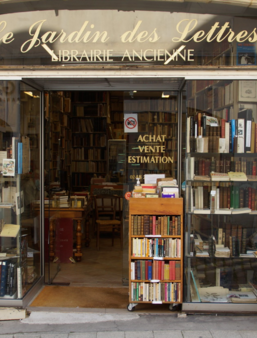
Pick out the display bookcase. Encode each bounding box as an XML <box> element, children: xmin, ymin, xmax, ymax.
<box><xmin>128</xmin><ymin>198</ymin><xmax>183</xmax><ymax>311</ymax></box>
<box><xmin>0</xmin><ymin>81</ymin><xmax>42</xmax><ymax>303</ymax></box>
<box><xmin>184</xmin><ymin>80</ymin><xmax>257</xmax><ymax>309</ymax></box>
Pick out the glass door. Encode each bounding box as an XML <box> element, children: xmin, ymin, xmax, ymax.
<box><xmin>44</xmin><ymin>91</ymin><xmax>72</xmax><ymax>284</ymax></box>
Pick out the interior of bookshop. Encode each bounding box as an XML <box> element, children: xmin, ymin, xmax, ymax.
<box><xmin>1</xmin><ymin>78</ymin><xmax>257</xmax><ymax>309</ymax></box>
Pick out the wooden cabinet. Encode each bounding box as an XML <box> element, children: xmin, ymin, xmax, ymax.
<box><xmin>128</xmin><ymin>198</ymin><xmax>183</xmax><ymax>311</ymax></box>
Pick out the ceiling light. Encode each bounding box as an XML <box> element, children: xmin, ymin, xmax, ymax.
<box><xmin>162</xmin><ymin>92</ymin><xmax>170</xmax><ymax>98</ymax></box>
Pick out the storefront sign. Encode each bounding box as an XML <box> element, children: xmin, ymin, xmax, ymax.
<box><xmin>0</xmin><ymin>10</ymin><xmax>256</xmax><ymax>66</ymax></box>
<box><xmin>128</xmin><ymin>134</ymin><xmax>173</xmax><ymax>164</ymax></box>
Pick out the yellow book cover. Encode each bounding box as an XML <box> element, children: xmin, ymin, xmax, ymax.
<box><xmin>164</xmin><ymin>264</ymin><xmax>169</xmax><ymax>280</ymax></box>
<box><xmin>142</xmin><ymin>188</ymin><xmax>156</xmax><ymax>193</ymax></box>
<box><xmin>228</xmin><ymin>171</ymin><xmax>247</xmax><ymax>181</ymax></box>
<box><xmin>0</xmin><ymin>224</ymin><xmax>20</xmax><ymax>237</ymax></box>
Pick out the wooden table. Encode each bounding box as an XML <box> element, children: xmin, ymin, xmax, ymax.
<box><xmin>35</xmin><ymin>204</ymin><xmax>91</xmax><ymax>262</ymax></box>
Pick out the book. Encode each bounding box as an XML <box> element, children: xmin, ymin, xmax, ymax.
<box><xmin>193</xmin><ymin>175</ymin><xmax>210</xmax><ymax>181</ymax></box>
<box><xmin>227</xmin><ymin>291</ymin><xmax>257</xmax><ymax>303</ymax></box>
<box><xmin>214</xmin><ymin>208</ymin><xmax>231</xmax><ymax>215</ymax></box>
<box><xmin>231</xmin><ymin>207</ymin><xmax>251</xmax><ymax>214</ymax></box>
<box><xmin>228</xmin><ymin>171</ymin><xmax>247</xmax><ymax>181</ymax></box>
<box><xmin>17</xmin><ymin>142</ymin><xmax>23</xmax><ymax>174</ymax></box>
<box><xmin>194</xmin><ymin>208</ymin><xmax>211</xmax><ymax>214</ymax></box>
<box><xmin>0</xmin><ymin>261</ymin><xmax>8</xmax><ymax>297</ymax></box>
<box><xmin>2</xmin><ymin>159</ymin><xmax>15</xmax><ymax>177</ymax></box>
<box><xmin>238</xmin><ymin>108</ymin><xmax>252</xmax><ymax>152</ymax></box>
<box><xmin>211</xmin><ymin>172</ymin><xmax>229</xmax><ymax>181</ymax></box>
<box><xmin>237</xmin><ymin>118</ymin><xmax>245</xmax><ymax>153</ymax></box>
<box><xmin>0</xmin><ymin>224</ymin><xmax>20</xmax><ymax>237</ymax></box>
<box><xmin>230</xmin><ymin>119</ymin><xmax>236</xmax><ymax>152</ymax></box>
<box><xmin>225</xmin><ymin>122</ymin><xmax>230</xmax><ymax>153</ymax></box>
<box><xmin>145</xmin><ymin>194</ymin><xmax>159</xmax><ymax>198</ymax></box>
<box><xmin>196</xmin><ymin>137</ymin><xmax>208</xmax><ymax>153</ymax></box>
<box><xmin>247</xmin><ymin>175</ymin><xmax>257</xmax><ymax>181</ymax></box>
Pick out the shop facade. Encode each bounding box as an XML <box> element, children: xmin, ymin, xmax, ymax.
<box><xmin>0</xmin><ymin>0</ymin><xmax>257</xmax><ymax>312</ymax></box>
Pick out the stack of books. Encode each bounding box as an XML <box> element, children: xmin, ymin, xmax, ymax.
<box><xmin>59</xmin><ymin>195</ymin><xmax>69</xmax><ymax>207</ymax></box>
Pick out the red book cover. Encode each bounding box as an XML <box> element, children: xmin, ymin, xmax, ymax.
<box><xmin>153</xmin><ymin>261</ymin><xmax>156</xmax><ymax>280</ymax></box>
<box><xmin>161</xmin><ymin>261</ymin><xmax>164</xmax><ymax>281</ymax></box>
<box><xmin>158</xmin><ymin>261</ymin><xmax>161</xmax><ymax>280</ymax></box>
<box><xmin>253</xmin><ymin>161</ymin><xmax>257</xmax><ymax>176</ymax></box>
<box><xmin>202</xmin><ymin>160</ymin><xmax>206</xmax><ymax>176</ymax></box>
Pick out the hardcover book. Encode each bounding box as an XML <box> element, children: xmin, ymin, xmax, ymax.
<box><xmin>228</xmin><ymin>171</ymin><xmax>247</xmax><ymax>181</ymax></box>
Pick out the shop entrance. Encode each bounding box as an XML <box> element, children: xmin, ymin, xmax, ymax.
<box><xmin>29</xmin><ymin>77</ymin><xmax>185</xmax><ymax>309</ymax></box>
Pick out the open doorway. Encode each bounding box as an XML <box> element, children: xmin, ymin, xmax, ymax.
<box><xmin>30</xmin><ymin>77</ymin><xmax>184</xmax><ymax>309</ymax></box>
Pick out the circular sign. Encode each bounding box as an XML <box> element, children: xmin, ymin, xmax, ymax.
<box><xmin>125</xmin><ymin>192</ymin><xmax>132</xmax><ymax>200</ymax></box>
<box><xmin>125</xmin><ymin>117</ymin><xmax>137</xmax><ymax>129</ymax></box>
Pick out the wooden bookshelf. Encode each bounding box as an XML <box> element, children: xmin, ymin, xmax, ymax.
<box><xmin>128</xmin><ymin>198</ymin><xmax>183</xmax><ymax>311</ymax></box>
<box><xmin>70</xmin><ymin>91</ymin><xmax>109</xmax><ymax>190</ymax></box>
<box><xmin>45</xmin><ymin>92</ymin><xmax>71</xmax><ymax>184</ymax></box>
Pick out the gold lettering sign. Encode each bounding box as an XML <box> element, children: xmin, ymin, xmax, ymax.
<box><xmin>128</xmin><ymin>134</ymin><xmax>173</xmax><ymax>164</ymax></box>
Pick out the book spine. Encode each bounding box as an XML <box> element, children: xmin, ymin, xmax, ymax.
<box><xmin>18</xmin><ymin>142</ymin><xmax>23</xmax><ymax>174</ymax></box>
<box><xmin>0</xmin><ymin>261</ymin><xmax>8</xmax><ymax>297</ymax></box>
<box><xmin>230</xmin><ymin>119</ymin><xmax>236</xmax><ymax>153</ymax></box>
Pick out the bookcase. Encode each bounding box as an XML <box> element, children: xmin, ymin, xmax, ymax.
<box><xmin>45</xmin><ymin>91</ymin><xmax>72</xmax><ymax>187</ymax></box>
<box><xmin>108</xmin><ymin>139</ymin><xmax>126</xmax><ymax>183</ymax></box>
<box><xmin>0</xmin><ymin>81</ymin><xmax>42</xmax><ymax>302</ymax></box>
<box><xmin>110</xmin><ymin>92</ymin><xmax>124</xmax><ymax>139</ymax></box>
<box><xmin>128</xmin><ymin>198</ymin><xmax>183</xmax><ymax>311</ymax></box>
<box><xmin>184</xmin><ymin>79</ymin><xmax>257</xmax><ymax>307</ymax></box>
<box><xmin>71</xmin><ymin>91</ymin><xmax>108</xmax><ymax>190</ymax></box>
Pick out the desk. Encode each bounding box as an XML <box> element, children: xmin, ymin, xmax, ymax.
<box><xmin>35</xmin><ymin>205</ymin><xmax>90</xmax><ymax>262</ymax></box>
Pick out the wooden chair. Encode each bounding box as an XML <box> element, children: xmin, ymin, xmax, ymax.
<box><xmin>93</xmin><ymin>194</ymin><xmax>122</xmax><ymax>250</ymax></box>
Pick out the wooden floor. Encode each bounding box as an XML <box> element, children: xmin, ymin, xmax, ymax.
<box><xmin>30</xmin><ymin>285</ymin><xmax>129</xmax><ymax>308</ymax></box>
<box><xmin>33</xmin><ymin>237</ymin><xmax>173</xmax><ymax>311</ymax></box>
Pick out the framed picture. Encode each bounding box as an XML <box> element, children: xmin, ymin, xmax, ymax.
<box><xmin>239</xmin><ymin>81</ymin><xmax>257</xmax><ymax>102</ymax></box>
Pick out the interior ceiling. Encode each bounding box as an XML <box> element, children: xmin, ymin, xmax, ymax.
<box><xmin>28</xmin><ymin>77</ymin><xmax>185</xmax><ymax>91</ymax></box>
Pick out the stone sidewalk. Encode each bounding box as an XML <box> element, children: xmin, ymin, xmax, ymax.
<box><xmin>0</xmin><ymin>310</ymin><xmax>257</xmax><ymax>338</ymax></box>
<box><xmin>0</xmin><ymin>331</ymin><xmax>257</xmax><ymax>338</ymax></box>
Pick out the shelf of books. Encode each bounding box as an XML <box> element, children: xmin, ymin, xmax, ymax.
<box><xmin>0</xmin><ymin>82</ymin><xmax>42</xmax><ymax>304</ymax></box>
<box><xmin>128</xmin><ymin>198</ymin><xmax>183</xmax><ymax>311</ymax></box>
<box><xmin>70</xmin><ymin>91</ymin><xmax>109</xmax><ymax>191</ymax></box>
<box><xmin>184</xmin><ymin>80</ymin><xmax>257</xmax><ymax>310</ymax></box>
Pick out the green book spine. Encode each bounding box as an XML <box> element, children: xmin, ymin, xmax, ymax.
<box><xmin>230</xmin><ymin>185</ymin><xmax>234</xmax><ymax>209</ymax></box>
<box><xmin>235</xmin><ymin>185</ymin><xmax>239</xmax><ymax>209</ymax></box>
<box><xmin>167</xmin><ymin>216</ymin><xmax>170</xmax><ymax>235</ymax></box>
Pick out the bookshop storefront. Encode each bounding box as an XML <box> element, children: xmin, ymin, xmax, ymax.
<box><xmin>0</xmin><ymin>1</ymin><xmax>257</xmax><ymax>312</ymax></box>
